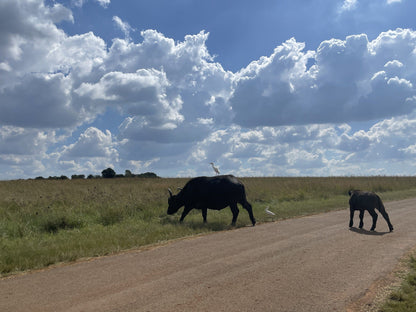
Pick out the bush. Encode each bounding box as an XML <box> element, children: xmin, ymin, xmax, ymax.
<box><xmin>71</xmin><ymin>175</ymin><xmax>85</xmax><ymax>180</ymax></box>
<box><xmin>101</xmin><ymin>168</ymin><xmax>116</xmax><ymax>179</ymax></box>
<box><xmin>40</xmin><ymin>214</ymin><xmax>83</xmax><ymax>233</ymax></box>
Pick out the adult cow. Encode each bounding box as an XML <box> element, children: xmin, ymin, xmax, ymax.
<box><xmin>167</xmin><ymin>175</ymin><xmax>256</xmax><ymax>226</ymax></box>
<box><xmin>348</xmin><ymin>190</ymin><xmax>394</xmax><ymax>232</ymax></box>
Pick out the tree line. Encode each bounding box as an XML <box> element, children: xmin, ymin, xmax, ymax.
<box><xmin>34</xmin><ymin>168</ymin><xmax>159</xmax><ymax>180</ymax></box>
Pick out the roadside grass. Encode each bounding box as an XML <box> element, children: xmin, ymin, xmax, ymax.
<box><xmin>2</xmin><ymin>176</ymin><xmax>416</xmax><ymax>276</ymax></box>
<box><xmin>380</xmin><ymin>255</ymin><xmax>416</xmax><ymax>312</ymax></box>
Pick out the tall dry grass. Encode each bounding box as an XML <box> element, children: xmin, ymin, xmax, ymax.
<box><xmin>1</xmin><ymin>176</ymin><xmax>416</xmax><ymax>276</ymax></box>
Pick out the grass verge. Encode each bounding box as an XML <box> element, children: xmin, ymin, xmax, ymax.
<box><xmin>380</xmin><ymin>254</ymin><xmax>416</xmax><ymax>312</ymax></box>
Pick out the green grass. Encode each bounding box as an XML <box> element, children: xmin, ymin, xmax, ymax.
<box><xmin>380</xmin><ymin>255</ymin><xmax>416</xmax><ymax>312</ymax></box>
<box><xmin>2</xmin><ymin>176</ymin><xmax>416</xmax><ymax>276</ymax></box>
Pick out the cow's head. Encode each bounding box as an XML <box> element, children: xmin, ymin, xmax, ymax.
<box><xmin>167</xmin><ymin>188</ymin><xmax>182</xmax><ymax>215</ymax></box>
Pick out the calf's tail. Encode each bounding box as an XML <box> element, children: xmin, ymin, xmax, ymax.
<box><xmin>376</xmin><ymin>196</ymin><xmax>394</xmax><ymax>232</ymax></box>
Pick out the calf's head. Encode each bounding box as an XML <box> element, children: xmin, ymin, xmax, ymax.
<box><xmin>167</xmin><ymin>188</ymin><xmax>182</xmax><ymax>215</ymax></box>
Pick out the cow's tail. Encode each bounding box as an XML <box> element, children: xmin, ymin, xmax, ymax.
<box><xmin>239</xmin><ymin>183</ymin><xmax>256</xmax><ymax>226</ymax></box>
<box><xmin>376</xmin><ymin>195</ymin><xmax>385</xmax><ymax>212</ymax></box>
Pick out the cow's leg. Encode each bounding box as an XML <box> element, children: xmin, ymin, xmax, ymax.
<box><xmin>242</xmin><ymin>201</ymin><xmax>256</xmax><ymax>226</ymax></box>
<box><xmin>179</xmin><ymin>206</ymin><xmax>193</xmax><ymax>222</ymax></box>
<box><xmin>229</xmin><ymin>203</ymin><xmax>239</xmax><ymax>226</ymax></box>
<box><xmin>368</xmin><ymin>208</ymin><xmax>378</xmax><ymax>231</ymax></box>
<box><xmin>378</xmin><ymin>207</ymin><xmax>394</xmax><ymax>232</ymax></box>
<box><xmin>349</xmin><ymin>209</ymin><xmax>354</xmax><ymax>228</ymax></box>
<box><xmin>359</xmin><ymin>210</ymin><xmax>365</xmax><ymax>229</ymax></box>
<box><xmin>202</xmin><ymin>208</ymin><xmax>208</xmax><ymax>223</ymax></box>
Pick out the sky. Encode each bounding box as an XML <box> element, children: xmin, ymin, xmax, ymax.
<box><xmin>1</xmin><ymin>0</ymin><xmax>416</xmax><ymax>179</ymax></box>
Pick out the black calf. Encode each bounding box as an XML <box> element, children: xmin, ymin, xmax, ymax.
<box><xmin>348</xmin><ymin>190</ymin><xmax>393</xmax><ymax>232</ymax></box>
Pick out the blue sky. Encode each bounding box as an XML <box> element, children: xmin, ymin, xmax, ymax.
<box><xmin>1</xmin><ymin>0</ymin><xmax>416</xmax><ymax>179</ymax></box>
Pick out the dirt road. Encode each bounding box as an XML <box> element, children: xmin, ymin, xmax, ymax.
<box><xmin>2</xmin><ymin>198</ymin><xmax>416</xmax><ymax>312</ymax></box>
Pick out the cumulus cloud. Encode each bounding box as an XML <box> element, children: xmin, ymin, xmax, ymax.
<box><xmin>60</xmin><ymin>127</ymin><xmax>117</xmax><ymax>159</ymax></box>
<box><xmin>0</xmin><ymin>126</ymin><xmax>50</xmax><ymax>155</ymax></box>
<box><xmin>0</xmin><ymin>0</ymin><xmax>70</xmax><ymax>66</ymax></box>
<box><xmin>184</xmin><ymin>115</ymin><xmax>416</xmax><ymax>177</ymax></box>
<box><xmin>76</xmin><ymin>69</ymin><xmax>184</xmax><ymax>129</ymax></box>
<box><xmin>2</xmin><ymin>0</ymin><xmax>416</xmax><ymax>178</ymax></box>
<box><xmin>0</xmin><ymin>0</ymin><xmax>108</xmax><ymax>130</ymax></box>
<box><xmin>0</xmin><ymin>73</ymin><xmax>81</xmax><ymax>128</ymax></box>
<box><xmin>231</xmin><ymin>29</ymin><xmax>416</xmax><ymax>127</ymax></box>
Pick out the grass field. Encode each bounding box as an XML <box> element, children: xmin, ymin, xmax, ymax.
<box><xmin>2</xmin><ymin>176</ymin><xmax>416</xmax><ymax>277</ymax></box>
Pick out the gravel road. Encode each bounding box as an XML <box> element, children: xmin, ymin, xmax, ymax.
<box><xmin>2</xmin><ymin>198</ymin><xmax>416</xmax><ymax>312</ymax></box>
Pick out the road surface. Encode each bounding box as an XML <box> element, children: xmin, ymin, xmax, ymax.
<box><xmin>2</xmin><ymin>198</ymin><xmax>416</xmax><ymax>311</ymax></box>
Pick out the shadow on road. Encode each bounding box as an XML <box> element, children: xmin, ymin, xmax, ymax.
<box><xmin>349</xmin><ymin>227</ymin><xmax>390</xmax><ymax>236</ymax></box>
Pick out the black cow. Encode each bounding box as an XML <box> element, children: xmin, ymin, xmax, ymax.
<box><xmin>167</xmin><ymin>175</ymin><xmax>256</xmax><ymax>226</ymax></box>
<box><xmin>348</xmin><ymin>190</ymin><xmax>394</xmax><ymax>232</ymax></box>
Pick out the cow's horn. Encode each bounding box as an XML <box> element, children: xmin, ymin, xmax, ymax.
<box><xmin>168</xmin><ymin>188</ymin><xmax>173</xmax><ymax>197</ymax></box>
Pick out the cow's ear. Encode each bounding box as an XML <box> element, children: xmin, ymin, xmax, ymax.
<box><xmin>168</xmin><ymin>188</ymin><xmax>173</xmax><ymax>197</ymax></box>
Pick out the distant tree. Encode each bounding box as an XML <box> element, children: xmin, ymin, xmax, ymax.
<box><xmin>101</xmin><ymin>168</ymin><xmax>116</xmax><ymax>179</ymax></box>
<box><xmin>136</xmin><ymin>172</ymin><xmax>159</xmax><ymax>178</ymax></box>
<box><xmin>87</xmin><ymin>174</ymin><xmax>94</xmax><ymax>179</ymax></box>
<box><xmin>71</xmin><ymin>174</ymin><xmax>85</xmax><ymax>180</ymax></box>
<box><xmin>125</xmin><ymin>169</ymin><xmax>133</xmax><ymax>178</ymax></box>
<box><xmin>60</xmin><ymin>175</ymin><xmax>69</xmax><ymax>180</ymax></box>
<box><xmin>35</xmin><ymin>176</ymin><xmax>44</xmax><ymax>180</ymax></box>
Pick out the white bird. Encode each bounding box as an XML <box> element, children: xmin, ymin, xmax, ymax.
<box><xmin>265</xmin><ymin>206</ymin><xmax>276</xmax><ymax>216</ymax></box>
<box><xmin>210</xmin><ymin>162</ymin><xmax>220</xmax><ymax>175</ymax></box>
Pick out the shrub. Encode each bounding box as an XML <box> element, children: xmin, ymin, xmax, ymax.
<box><xmin>101</xmin><ymin>168</ymin><xmax>116</xmax><ymax>179</ymax></box>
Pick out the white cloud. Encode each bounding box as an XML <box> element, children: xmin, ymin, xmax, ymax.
<box><xmin>76</xmin><ymin>69</ymin><xmax>184</xmax><ymax>129</ymax></box>
<box><xmin>0</xmin><ymin>0</ymin><xmax>70</xmax><ymax>62</ymax></box>
<box><xmin>0</xmin><ymin>126</ymin><xmax>51</xmax><ymax>155</ymax></box>
<box><xmin>340</xmin><ymin>0</ymin><xmax>358</xmax><ymax>12</ymax></box>
<box><xmin>113</xmin><ymin>16</ymin><xmax>133</xmax><ymax>40</ymax></box>
<box><xmin>96</xmin><ymin>0</ymin><xmax>110</xmax><ymax>8</ymax></box>
<box><xmin>0</xmin><ymin>73</ymin><xmax>80</xmax><ymax>128</ymax></box>
<box><xmin>60</xmin><ymin>127</ymin><xmax>118</xmax><ymax>159</ymax></box>
<box><xmin>387</xmin><ymin>0</ymin><xmax>401</xmax><ymax>4</ymax></box>
<box><xmin>0</xmin><ymin>0</ymin><xmax>107</xmax><ymax>129</ymax></box>
<box><xmin>72</xmin><ymin>0</ymin><xmax>110</xmax><ymax>8</ymax></box>
<box><xmin>231</xmin><ymin>29</ymin><xmax>416</xmax><ymax>127</ymax></box>
<box><xmin>2</xmin><ymin>0</ymin><xmax>416</xmax><ymax>178</ymax></box>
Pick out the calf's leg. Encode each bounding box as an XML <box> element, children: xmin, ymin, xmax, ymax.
<box><xmin>359</xmin><ymin>210</ymin><xmax>365</xmax><ymax>229</ymax></box>
<box><xmin>368</xmin><ymin>208</ymin><xmax>378</xmax><ymax>231</ymax></box>
<box><xmin>349</xmin><ymin>209</ymin><xmax>354</xmax><ymax>228</ymax></box>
